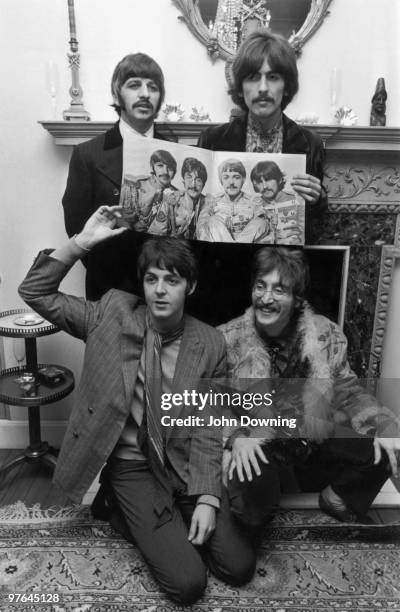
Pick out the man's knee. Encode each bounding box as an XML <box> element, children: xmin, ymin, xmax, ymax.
<box><xmin>228</xmin><ymin>464</ymin><xmax>280</xmax><ymax>528</ymax></box>
<box><xmin>217</xmin><ymin>547</ymin><xmax>256</xmax><ymax>586</ymax></box>
<box><xmin>168</xmin><ymin>567</ymin><xmax>207</xmax><ymax>605</ymax></box>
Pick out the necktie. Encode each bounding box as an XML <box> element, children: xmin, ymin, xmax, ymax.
<box><xmin>141</xmin><ymin>316</ymin><xmax>184</xmax><ymax>524</ymax></box>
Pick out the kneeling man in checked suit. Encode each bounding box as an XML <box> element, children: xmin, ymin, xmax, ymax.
<box><xmin>19</xmin><ymin>206</ymin><xmax>255</xmax><ymax>605</ymax></box>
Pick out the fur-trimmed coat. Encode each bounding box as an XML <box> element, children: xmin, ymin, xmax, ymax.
<box><xmin>218</xmin><ymin>304</ymin><xmax>399</xmax><ymax>443</ymax></box>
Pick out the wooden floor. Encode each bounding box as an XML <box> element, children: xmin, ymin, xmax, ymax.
<box><xmin>0</xmin><ymin>449</ymin><xmax>399</xmax><ymax>524</ymax></box>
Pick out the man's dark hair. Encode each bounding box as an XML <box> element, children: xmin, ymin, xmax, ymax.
<box><xmin>150</xmin><ymin>150</ymin><xmax>177</xmax><ymax>176</ymax></box>
<box><xmin>181</xmin><ymin>157</ymin><xmax>208</xmax><ymax>185</ymax></box>
<box><xmin>250</xmin><ymin>161</ymin><xmax>285</xmax><ymax>190</ymax></box>
<box><xmin>229</xmin><ymin>30</ymin><xmax>299</xmax><ymax>111</ymax></box>
<box><xmin>111</xmin><ymin>53</ymin><xmax>165</xmax><ymax>116</ymax></box>
<box><xmin>138</xmin><ymin>238</ymin><xmax>198</xmax><ymax>290</ymax></box>
<box><xmin>251</xmin><ymin>247</ymin><xmax>309</xmax><ymax>301</ymax></box>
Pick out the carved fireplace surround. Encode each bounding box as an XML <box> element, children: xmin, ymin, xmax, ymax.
<box><xmin>40</xmin><ymin>121</ymin><xmax>400</xmax><ymax>384</ymax></box>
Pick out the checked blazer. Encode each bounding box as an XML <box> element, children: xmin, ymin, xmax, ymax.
<box><xmin>19</xmin><ymin>252</ymin><xmax>226</xmax><ymax>503</ymax></box>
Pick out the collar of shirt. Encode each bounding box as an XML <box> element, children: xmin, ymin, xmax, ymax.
<box><xmin>119</xmin><ymin>117</ymin><xmax>154</xmax><ymax>140</ymax></box>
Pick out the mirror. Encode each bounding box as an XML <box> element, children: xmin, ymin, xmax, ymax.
<box><xmin>173</xmin><ymin>0</ymin><xmax>333</xmax><ymax>59</ymax></box>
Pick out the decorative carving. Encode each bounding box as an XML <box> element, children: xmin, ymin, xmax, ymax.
<box><xmin>325</xmin><ymin>165</ymin><xmax>400</xmax><ymax>201</ymax></box>
<box><xmin>67</xmin><ymin>53</ymin><xmax>81</xmax><ymax>69</ymax></box>
<box><xmin>369</xmin><ymin>246</ymin><xmax>400</xmax><ymax>386</ymax></box>
<box><xmin>328</xmin><ymin>203</ymin><xmax>400</xmax><ymax>214</ymax></box>
<box><xmin>172</xmin><ymin>0</ymin><xmax>333</xmax><ymax>60</ymax></box>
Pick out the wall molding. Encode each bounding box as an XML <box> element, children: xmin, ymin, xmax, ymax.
<box><xmin>39</xmin><ymin>120</ymin><xmax>400</xmax><ymax>151</ymax></box>
<box><xmin>371</xmin><ymin>246</ymin><xmax>400</xmax><ymax>376</ymax></box>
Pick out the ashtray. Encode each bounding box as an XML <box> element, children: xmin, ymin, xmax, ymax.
<box><xmin>14</xmin><ymin>314</ymin><xmax>44</xmax><ymax>326</ymax></box>
<box><xmin>14</xmin><ymin>373</ymin><xmax>39</xmax><ymax>397</ymax></box>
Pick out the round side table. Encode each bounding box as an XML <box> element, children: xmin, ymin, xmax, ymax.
<box><xmin>0</xmin><ymin>308</ymin><xmax>74</xmax><ymax>480</ymax></box>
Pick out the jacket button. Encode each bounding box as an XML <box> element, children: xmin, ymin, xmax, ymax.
<box><xmin>113</xmin><ymin>188</ymin><xmax>120</xmax><ymax>196</ymax></box>
<box><xmin>73</xmin><ymin>431</ymin><xmax>79</xmax><ymax>438</ymax></box>
<box><xmin>88</xmin><ymin>406</ymin><xmax>94</xmax><ymax>414</ymax></box>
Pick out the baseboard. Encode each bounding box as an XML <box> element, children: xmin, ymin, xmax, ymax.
<box><xmin>83</xmin><ymin>478</ymin><xmax>400</xmax><ymax>509</ymax></box>
<box><xmin>0</xmin><ymin>420</ymin><xmax>67</xmax><ymax>448</ymax></box>
<box><xmin>281</xmin><ymin>479</ymin><xmax>400</xmax><ymax>509</ymax></box>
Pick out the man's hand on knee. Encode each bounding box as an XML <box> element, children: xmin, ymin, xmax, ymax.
<box><xmin>229</xmin><ymin>438</ymin><xmax>268</xmax><ymax>482</ymax></box>
<box><xmin>188</xmin><ymin>504</ymin><xmax>216</xmax><ymax>546</ymax></box>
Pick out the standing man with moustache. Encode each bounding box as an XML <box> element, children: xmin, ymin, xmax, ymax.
<box><xmin>62</xmin><ymin>53</ymin><xmax>174</xmax><ymax>299</ymax></box>
<box><xmin>198</xmin><ymin>30</ymin><xmax>327</xmax><ymax>243</ymax></box>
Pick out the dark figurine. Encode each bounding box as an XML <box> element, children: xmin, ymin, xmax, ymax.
<box><xmin>370</xmin><ymin>78</ymin><xmax>387</xmax><ymax>126</ymax></box>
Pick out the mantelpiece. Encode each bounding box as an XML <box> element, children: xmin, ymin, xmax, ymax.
<box><xmin>39</xmin><ymin>120</ymin><xmax>400</xmax><ymax>151</ymax></box>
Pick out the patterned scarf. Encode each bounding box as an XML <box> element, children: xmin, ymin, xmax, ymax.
<box><xmin>140</xmin><ymin>313</ymin><xmax>184</xmax><ymax>525</ymax></box>
<box><xmin>246</xmin><ymin>113</ymin><xmax>283</xmax><ymax>153</ymax></box>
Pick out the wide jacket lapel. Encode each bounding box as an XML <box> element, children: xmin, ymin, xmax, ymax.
<box><xmin>97</xmin><ymin>146</ymin><xmax>123</xmax><ymax>188</ymax></box>
<box><xmin>217</xmin><ymin>116</ymin><xmax>247</xmax><ymax>151</ymax></box>
<box><xmin>121</xmin><ymin>304</ymin><xmax>146</xmax><ymax>406</ymax></box>
<box><xmin>96</xmin><ymin>122</ymin><xmax>123</xmax><ymax>187</ymax></box>
<box><xmin>203</xmin><ymin>115</ymin><xmax>247</xmax><ymax>152</ymax></box>
<box><xmin>282</xmin><ymin>113</ymin><xmax>311</xmax><ymax>155</ymax></box>
<box><xmin>95</xmin><ymin>122</ymin><xmax>172</xmax><ymax>188</ymax></box>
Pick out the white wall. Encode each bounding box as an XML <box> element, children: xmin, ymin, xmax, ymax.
<box><xmin>0</xmin><ymin>0</ymin><xmax>399</xmax><ymax>437</ymax></box>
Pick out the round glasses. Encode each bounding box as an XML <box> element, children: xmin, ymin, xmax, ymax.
<box><xmin>253</xmin><ymin>283</ymin><xmax>290</xmax><ymax>300</ymax></box>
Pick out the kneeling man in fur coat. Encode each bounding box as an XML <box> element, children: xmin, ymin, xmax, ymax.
<box><xmin>219</xmin><ymin>247</ymin><xmax>400</xmax><ymax>527</ymax></box>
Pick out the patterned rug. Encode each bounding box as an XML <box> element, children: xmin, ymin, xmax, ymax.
<box><xmin>1</xmin><ymin>502</ymin><xmax>400</xmax><ymax>612</ymax></box>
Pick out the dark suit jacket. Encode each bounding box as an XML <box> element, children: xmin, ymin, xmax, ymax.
<box><xmin>62</xmin><ymin>122</ymin><xmax>175</xmax><ymax>300</ymax></box>
<box><xmin>197</xmin><ymin>113</ymin><xmax>327</xmax><ymax>243</ymax></box>
<box><xmin>19</xmin><ymin>252</ymin><xmax>226</xmax><ymax>503</ymax></box>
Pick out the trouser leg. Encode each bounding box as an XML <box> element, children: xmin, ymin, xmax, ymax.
<box><xmin>178</xmin><ymin>487</ymin><xmax>256</xmax><ymax>586</ymax></box>
<box><xmin>326</xmin><ymin>437</ymin><xmax>390</xmax><ymax>516</ymax></box>
<box><xmin>227</xmin><ymin>457</ymin><xmax>281</xmax><ymax>528</ymax></box>
<box><xmin>295</xmin><ymin>437</ymin><xmax>391</xmax><ymax>516</ymax></box>
<box><xmin>106</xmin><ymin>458</ymin><xmax>207</xmax><ymax>606</ymax></box>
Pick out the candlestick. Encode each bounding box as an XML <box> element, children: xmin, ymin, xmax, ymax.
<box><xmin>67</xmin><ymin>0</ymin><xmax>77</xmax><ymax>40</ymax></box>
<box><xmin>63</xmin><ymin>0</ymin><xmax>90</xmax><ymax>121</ymax></box>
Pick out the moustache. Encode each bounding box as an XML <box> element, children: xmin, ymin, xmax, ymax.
<box><xmin>133</xmin><ymin>101</ymin><xmax>154</xmax><ymax>110</ymax></box>
<box><xmin>253</xmin><ymin>96</ymin><xmax>275</xmax><ymax>104</ymax></box>
<box><xmin>255</xmin><ymin>301</ymin><xmax>279</xmax><ymax>310</ymax></box>
<box><xmin>261</xmin><ymin>188</ymin><xmax>275</xmax><ymax>197</ymax></box>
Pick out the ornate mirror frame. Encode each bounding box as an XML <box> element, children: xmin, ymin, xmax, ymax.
<box><xmin>172</xmin><ymin>0</ymin><xmax>333</xmax><ymax>60</ymax></box>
